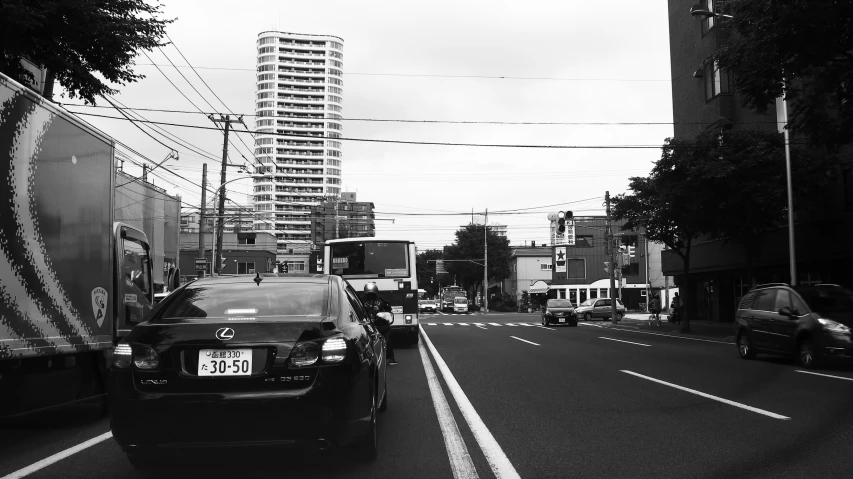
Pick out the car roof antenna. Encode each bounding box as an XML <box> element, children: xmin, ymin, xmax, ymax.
<box><xmin>254</xmin><ymin>272</ymin><xmax>263</xmax><ymax>286</ymax></box>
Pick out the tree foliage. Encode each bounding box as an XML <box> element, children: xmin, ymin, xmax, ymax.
<box><xmin>711</xmin><ymin>0</ymin><xmax>853</xmax><ymax>149</ymax></box>
<box><xmin>416</xmin><ymin>249</ymin><xmax>444</xmax><ymax>296</ymax></box>
<box><xmin>0</xmin><ymin>0</ymin><xmax>173</xmax><ymax>103</ymax></box>
<box><xmin>443</xmin><ymin>224</ymin><xmax>512</xmax><ymax>296</ymax></box>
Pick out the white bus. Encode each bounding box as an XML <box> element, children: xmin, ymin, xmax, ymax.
<box><xmin>324</xmin><ymin>238</ymin><xmax>420</xmax><ymax>344</ymax></box>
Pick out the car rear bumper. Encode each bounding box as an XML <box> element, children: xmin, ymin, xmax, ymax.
<box><xmin>544</xmin><ymin>315</ymin><xmax>577</xmax><ymax>324</ymax></box>
<box><xmin>109</xmin><ymin>369</ymin><xmax>371</xmax><ymax>451</ymax></box>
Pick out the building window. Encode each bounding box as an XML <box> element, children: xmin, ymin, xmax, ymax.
<box><xmin>589</xmin><ymin>289</ymin><xmax>598</xmax><ymax>299</ymax></box>
<box><xmin>700</xmin><ymin>0</ymin><xmax>727</xmax><ymax>35</ymax></box>
<box><xmin>257</xmin><ymin>73</ymin><xmax>275</xmax><ymax>82</ymax></box>
<box><xmin>599</xmin><ymin>288</ymin><xmax>608</xmax><ymax>298</ymax></box>
<box><xmin>704</xmin><ymin>61</ymin><xmax>731</xmax><ymax>100</ymax></box>
<box><xmin>237</xmin><ymin>262</ymin><xmax>256</xmax><ymax>274</ymax></box>
<box><xmin>540</xmin><ymin>263</ymin><xmax>553</xmax><ymax>271</ymax></box>
<box><xmin>566</xmin><ymin>259</ymin><xmax>585</xmax><ymax>279</ymax></box>
<box><xmin>238</xmin><ymin>237</ymin><xmax>256</xmax><ymax>245</ymax></box>
<box><xmin>287</xmin><ymin>261</ymin><xmax>306</xmax><ymax>272</ymax></box>
<box><xmin>180</xmin><ymin>218</ymin><xmax>189</xmax><ymax>225</ymax></box>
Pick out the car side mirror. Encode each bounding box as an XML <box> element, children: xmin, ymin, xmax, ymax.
<box><xmin>376</xmin><ymin>312</ymin><xmax>394</xmax><ymax>325</ymax></box>
<box><xmin>778</xmin><ymin>306</ymin><xmax>795</xmax><ymax>317</ymax></box>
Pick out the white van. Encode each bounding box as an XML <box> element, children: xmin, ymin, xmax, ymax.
<box><xmin>453</xmin><ymin>296</ymin><xmax>468</xmax><ymax>313</ymax></box>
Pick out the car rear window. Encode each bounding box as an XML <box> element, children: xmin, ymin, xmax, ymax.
<box><xmin>548</xmin><ymin>300</ymin><xmax>573</xmax><ymax>308</ymax></box>
<box><xmin>151</xmin><ymin>281</ymin><xmax>329</xmax><ymax>323</ymax></box>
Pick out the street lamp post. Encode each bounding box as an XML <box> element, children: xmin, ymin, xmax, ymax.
<box><xmin>689</xmin><ymin>5</ymin><xmax>797</xmax><ymax>286</ymax></box>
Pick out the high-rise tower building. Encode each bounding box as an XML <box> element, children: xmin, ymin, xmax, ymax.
<box><xmin>252</xmin><ymin>31</ymin><xmax>344</xmax><ymax>265</ymax></box>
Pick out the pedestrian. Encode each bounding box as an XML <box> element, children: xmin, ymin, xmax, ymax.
<box><xmin>362</xmin><ymin>283</ymin><xmax>398</xmax><ymax>365</ymax></box>
<box><xmin>672</xmin><ymin>292</ymin><xmax>682</xmax><ymax>324</ymax></box>
<box><xmin>650</xmin><ymin>294</ymin><xmax>661</xmax><ymax>323</ymax></box>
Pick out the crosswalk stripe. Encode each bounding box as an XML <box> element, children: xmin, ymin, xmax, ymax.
<box><xmin>426</xmin><ymin>323</ymin><xmax>437</xmax><ymax>326</ymax></box>
<box><xmin>443</xmin><ymin>323</ymin><xmax>454</xmax><ymax>326</ymax></box>
<box><xmin>488</xmin><ymin>323</ymin><xmax>502</xmax><ymax>326</ymax></box>
<box><xmin>458</xmin><ymin>323</ymin><xmax>469</xmax><ymax>326</ymax></box>
<box><xmin>518</xmin><ymin>323</ymin><xmax>533</xmax><ymax>326</ymax></box>
<box><xmin>506</xmin><ymin>323</ymin><xmax>518</xmax><ymax>327</ymax></box>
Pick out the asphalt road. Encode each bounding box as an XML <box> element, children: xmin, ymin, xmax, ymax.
<box><xmin>3</xmin><ymin>312</ymin><xmax>853</xmax><ymax>479</ymax></box>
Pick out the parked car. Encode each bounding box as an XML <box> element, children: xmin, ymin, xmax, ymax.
<box><xmin>109</xmin><ymin>273</ymin><xmax>388</xmax><ymax>469</ymax></box>
<box><xmin>575</xmin><ymin>298</ymin><xmax>625</xmax><ymax>321</ymax></box>
<box><xmin>542</xmin><ymin>299</ymin><xmax>577</xmax><ymax>326</ymax></box>
<box><xmin>418</xmin><ymin>299</ymin><xmax>437</xmax><ymax>313</ymax></box>
<box><xmin>735</xmin><ymin>283</ymin><xmax>853</xmax><ymax>368</ymax></box>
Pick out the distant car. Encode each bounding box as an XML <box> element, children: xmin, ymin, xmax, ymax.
<box><xmin>575</xmin><ymin>298</ymin><xmax>625</xmax><ymax>321</ymax></box>
<box><xmin>453</xmin><ymin>296</ymin><xmax>468</xmax><ymax>314</ymax></box>
<box><xmin>542</xmin><ymin>299</ymin><xmax>577</xmax><ymax>326</ymax></box>
<box><xmin>735</xmin><ymin>283</ymin><xmax>853</xmax><ymax>368</ymax></box>
<box><xmin>109</xmin><ymin>274</ymin><xmax>388</xmax><ymax>469</ymax></box>
<box><xmin>418</xmin><ymin>300</ymin><xmax>437</xmax><ymax>313</ymax></box>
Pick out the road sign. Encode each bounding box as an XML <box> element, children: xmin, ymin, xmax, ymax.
<box><xmin>195</xmin><ymin>259</ymin><xmax>210</xmax><ymax>274</ymax></box>
<box><xmin>436</xmin><ymin>260</ymin><xmax>446</xmax><ymax>274</ymax></box>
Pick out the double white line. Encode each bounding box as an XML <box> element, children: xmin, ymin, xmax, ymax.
<box><xmin>419</xmin><ymin>327</ymin><xmax>520</xmax><ymax>479</ymax></box>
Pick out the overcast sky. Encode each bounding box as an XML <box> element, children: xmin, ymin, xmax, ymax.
<box><xmin>62</xmin><ymin>0</ymin><xmax>674</xmax><ymax>251</ymax></box>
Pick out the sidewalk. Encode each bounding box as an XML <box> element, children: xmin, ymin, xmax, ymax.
<box><xmin>613</xmin><ymin>313</ymin><xmax>736</xmax><ymax>342</ymax></box>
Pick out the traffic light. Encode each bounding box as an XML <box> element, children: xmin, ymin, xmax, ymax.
<box><xmin>627</xmin><ymin>245</ymin><xmax>636</xmax><ymax>259</ymax></box>
<box><xmin>557</xmin><ymin>211</ymin><xmax>566</xmax><ymax>234</ymax></box>
<box><xmin>565</xmin><ymin>211</ymin><xmax>573</xmax><ymax>220</ymax></box>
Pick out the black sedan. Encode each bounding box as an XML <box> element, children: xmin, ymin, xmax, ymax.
<box><xmin>109</xmin><ymin>273</ymin><xmax>389</xmax><ymax>469</ymax></box>
<box><xmin>542</xmin><ymin>299</ymin><xmax>578</xmax><ymax>326</ymax></box>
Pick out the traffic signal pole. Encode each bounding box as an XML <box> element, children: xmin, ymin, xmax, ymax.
<box><xmin>483</xmin><ymin>208</ymin><xmax>489</xmax><ymax>313</ymax></box>
<box><xmin>606</xmin><ymin>191</ymin><xmax>618</xmax><ymax>324</ymax></box>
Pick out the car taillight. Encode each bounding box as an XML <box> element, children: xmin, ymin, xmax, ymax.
<box><xmin>133</xmin><ymin>344</ymin><xmax>159</xmax><ymax>370</ymax></box>
<box><xmin>322</xmin><ymin>338</ymin><xmax>347</xmax><ymax>363</ymax></box>
<box><xmin>113</xmin><ymin>343</ymin><xmax>132</xmax><ymax>369</ymax></box>
<box><xmin>290</xmin><ymin>341</ymin><xmax>320</xmax><ymax>367</ymax></box>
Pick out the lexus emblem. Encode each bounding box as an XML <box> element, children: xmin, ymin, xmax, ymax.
<box><xmin>215</xmin><ymin>327</ymin><xmax>235</xmax><ymax>340</ymax></box>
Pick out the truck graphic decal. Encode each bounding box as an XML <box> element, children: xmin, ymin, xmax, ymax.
<box><xmin>0</xmin><ymin>85</ymin><xmax>96</xmax><ymax>358</ymax></box>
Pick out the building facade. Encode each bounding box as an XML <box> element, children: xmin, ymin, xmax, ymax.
<box><xmin>311</xmin><ymin>192</ymin><xmax>375</xmax><ymax>245</ymax></box>
<box><xmin>506</xmin><ymin>246</ymin><xmax>553</xmax><ymax>303</ymax></box>
<box><xmin>180</xmin><ymin>203</ymin><xmax>255</xmax><ymax>235</ymax></box>
<box><xmin>252</xmin><ymin>31</ymin><xmax>345</xmax><ymax>262</ymax></box>
<box><xmin>179</xmin><ymin>231</ymin><xmax>278</xmax><ymax>279</ymax></box>
<box><xmin>662</xmin><ymin>0</ymin><xmax>853</xmax><ymax>322</ymax></box>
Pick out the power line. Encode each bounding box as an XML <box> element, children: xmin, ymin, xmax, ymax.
<box><xmin>135</xmin><ymin>63</ymin><xmax>670</xmax><ymax>82</ymax></box>
<box><xmin>68</xmin><ymin>111</ymin><xmax>802</xmax><ymax>150</ymax></box>
<box><xmin>58</xmin><ymin>103</ymin><xmax>779</xmax><ymax>126</ymax></box>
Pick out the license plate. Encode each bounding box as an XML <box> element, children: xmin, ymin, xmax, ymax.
<box><xmin>391</xmin><ymin>306</ymin><xmax>403</xmax><ymax>313</ymax></box>
<box><xmin>559</xmin><ymin>318</ymin><xmax>566</xmax><ymax>323</ymax></box>
<box><xmin>198</xmin><ymin>349</ymin><xmax>253</xmax><ymax>376</ymax></box>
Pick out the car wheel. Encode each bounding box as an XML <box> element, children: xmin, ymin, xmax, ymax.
<box><xmin>379</xmin><ymin>369</ymin><xmax>388</xmax><ymax>412</ymax></box>
<box><xmin>798</xmin><ymin>337</ymin><xmax>820</xmax><ymax>369</ymax></box>
<box><xmin>584</xmin><ymin>313</ymin><xmax>591</xmax><ymax>321</ymax></box>
<box><xmin>126</xmin><ymin>449</ymin><xmax>158</xmax><ymax>470</ymax></box>
<box><xmin>360</xmin><ymin>388</ymin><xmax>378</xmax><ymax>460</ymax></box>
<box><xmin>737</xmin><ymin>332</ymin><xmax>756</xmax><ymax>360</ymax></box>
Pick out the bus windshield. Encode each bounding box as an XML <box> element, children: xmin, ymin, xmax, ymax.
<box><xmin>330</xmin><ymin>241</ymin><xmax>409</xmax><ymax>278</ymax></box>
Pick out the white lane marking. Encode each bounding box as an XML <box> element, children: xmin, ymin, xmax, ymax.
<box><xmin>3</xmin><ymin>431</ymin><xmax>113</xmax><ymax>479</ymax></box>
<box><xmin>795</xmin><ymin>370</ymin><xmax>853</xmax><ymax>382</ymax></box>
<box><xmin>458</xmin><ymin>323</ymin><xmax>469</xmax><ymax>326</ymax></box>
<box><xmin>488</xmin><ymin>323</ymin><xmax>502</xmax><ymax>326</ymax></box>
<box><xmin>606</xmin><ymin>327</ymin><xmax>732</xmax><ymax>344</ymax></box>
<box><xmin>578</xmin><ymin>322</ymin><xmax>603</xmax><ymax>328</ymax></box>
<box><xmin>518</xmin><ymin>323</ymin><xmax>533</xmax><ymax>326</ymax></box>
<box><xmin>621</xmin><ymin>370</ymin><xmax>790</xmax><ymax>420</ymax></box>
<box><xmin>421</xmin><ymin>328</ymin><xmax>521</xmax><ymax>479</ymax></box>
<box><xmin>599</xmin><ymin>336</ymin><xmax>651</xmax><ymax>347</ymax></box>
<box><xmin>417</xmin><ymin>340</ymin><xmax>479</xmax><ymax>479</ymax></box>
<box><xmin>510</xmin><ymin>336</ymin><xmax>540</xmax><ymax>346</ymax></box>
<box><xmin>536</xmin><ymin>325</ymin><xmax>556</xmax><ymax>331</ymax></box>
<box><xmin>443</xmin><ymin>323</ymin><xmax>455</xmax><ymax>326</ymax></box>
<box><xmin>475</xmin><ymin>324</ymin><xmax>488</xmax><ymax>329</ymax></box>
<box><xmin>506</xmin><ymin>323</ymin><xmax>518</xmax><ymax>327</ymax></box>
<box><xmin>427</xmin><ymin>323</ymin><xmax>437</xmax><ymax>326</ymax></box>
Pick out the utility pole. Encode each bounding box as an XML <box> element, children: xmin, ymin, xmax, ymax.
<box><xmin>197</xmin><ymin>163</ymin><xmax>208</xmax><ymax>277</ymax></box>
<box><xmin>334</xmin><ymin>196</ymin><xmax>340</xmax><ymax>239</ymax></box>
<box><xmin>483</xmin><ymin>208</ymin><xmax>489</xmax><ymax>314</ymax></box>
<box><xmin>644</xmin><ymin>233</ymin><xmax>651</xmax><ymax>313</ymax></box>
<box><xmin>606</xmin><ymin>191</ymin><xmax>618</xmax><ymax>324</ymax></box>
<box><xmin>209</xmin><ymin>114</ymin><xmax>243</xmax><ymax>274</ymax></box>
<box><xmin>142</xmin><ymin>164</ymin><xmax>148</xmax><ymax>183</ymax></box>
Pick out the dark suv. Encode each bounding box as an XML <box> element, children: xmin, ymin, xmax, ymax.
<box><xmin>735</xmin><ymin>283</ymin><xmax>853</xmax><ymax>368</ymax></box>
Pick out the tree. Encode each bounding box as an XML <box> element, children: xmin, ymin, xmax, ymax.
<box><xmin>687</xmin><ymin>127</ymin><xmax>830</xmax><ymax>286</ymax></box>
<box><xmin>711</xmin><ymin>0</ymin><xmax>853</xmax><ymax>149</ymax></box>
<box><xmin>612</xmin><ymin>137</ymin><xmax>711</xmax><ymax>333</ymax></box>
<box><xmin>0</xmin><ymin>0</ymin><xmax>173</xmax><ymax>103</ymax></box>
<box><xmin>416</xmin><ymin>249</ymin><xmax>444</xmax><ymax>297</ymax></box>
<box><xmin>443</xmin><ymin>224</ymin><xmax>512</xmax><ymax>301</ymax></box>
